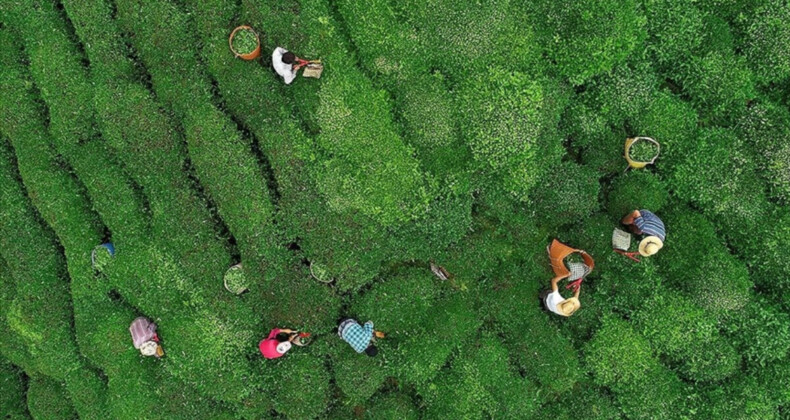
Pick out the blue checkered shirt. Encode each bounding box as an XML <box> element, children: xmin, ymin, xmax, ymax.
<box><xmin>635</xmin><ymin>209</ymin><xmax>666</xmax><ymax>241</ymax></box>
<box><xmin>338</xmin><ymin>320</ymin><xmax>374</xmax><ymax>353</ymax></box>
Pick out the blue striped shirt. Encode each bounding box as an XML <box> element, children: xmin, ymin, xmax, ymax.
<box><xmin>634</xmin><ymin>210</ymin><xmax>666</xmax><ymax>241</ymax></box>
<box><xmin>338</xmin><ymin>319</ymin><xmax>374</xmax><ymax>353</ymax></box>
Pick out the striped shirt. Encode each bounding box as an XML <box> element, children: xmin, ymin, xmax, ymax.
<box><xmin>129</xmin><ymin>317</ymin><xmax>157</xmax><ymax>349</ymax></box>
<box><xmin>634</xmin><ymin>210</ymin><xmax>666</xmax><ymax>241</ymax></box>
<box><xmin>338</xmin><ymin>319</ymin><xmax>374</xmax><ymax>353</ymax></box>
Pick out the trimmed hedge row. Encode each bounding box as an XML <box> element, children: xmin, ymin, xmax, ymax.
<box><xmin>0</xmin><ymin>19</ymin><xmax>254</xmax><ymax>414</ymax></box>
<box><xmin>0</xmin><ymin>356</ymin><xmax>30</xmax><ymax>419</ymax></box>
<box><xmin>0</xmin><ymin>112</ymin><xmax>109</xmax><ymax>419</ymax></box>
<box><xmin>62</xmin><ymin>0</ymin><xmax>247</xmax><ymax>284</ymax></box>
<box><xmin>26</xmin><ymin>376</ymin><xmax>77</xmax><ymax>420</ymax></box>
<box><xmin>5</xmin><ymin>0</ymin><xmax>150</xmax><ymax>243</ymax></box>
<box><xmin>113</xmin><ymin>0</ymin><xmax>279</xmax><ymax>282</ymax></box>
<box><xmin>0</xmin><ymin>28</ymin><xmax>164</xmax><ymax>420</ymax></box>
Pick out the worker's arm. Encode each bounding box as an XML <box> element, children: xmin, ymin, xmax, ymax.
<box><xmin>550</xmin><ymin>276</ymin><xmax>561</xmax><ymax>293</ymax></box>
<box><xmin>280</xmin><ymin>328</ymin><xmax>294</xmax><ymax>334</ymax></box>
<box><xmin>621</xmin><ymin>210</ymin><xmax>641</xmax><ymax>225</ymax></box>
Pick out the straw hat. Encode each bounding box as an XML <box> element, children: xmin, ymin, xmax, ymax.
<box><xmin>639</xmin><ymin>236</ymin><xmax>664</xmax><ymax>256</ymax></box>
<box><xmin>558</xmin><ymin>297</ymin><xmax>581</xmax><ymax>317</ymax></box>
<box><xmin>140</xmin><ymin>340</ymin><xmax>158</xmax><ymax>356</ymax></box>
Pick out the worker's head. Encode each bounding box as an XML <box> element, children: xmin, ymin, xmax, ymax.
<box><xmin>282</xmin><ymin>51</ymin><xmax>296</xmax><ymax>64</ymax></box>
<box><xmin>638</xmin><ymin>236</ymin><xmax>664</xmax><ymax>257</ymax></box>
<box><xmin>276</xmin><ymin>333</ymin><xmax>291</xmax><ymax>342</ymax></box>
<box><xmin>139</xmin><ymin>340</ymin><xmax>158</xmax><ymax>357</ymax></box>
<box><xmin>364</xmin><ymin>344</ymin><xmax>378</xmax><ymax>357</ymax></box>
<box><xmin>557</xmin><ymin>297</ymin><xmax>581</xmax><ymax>317</ymax></box>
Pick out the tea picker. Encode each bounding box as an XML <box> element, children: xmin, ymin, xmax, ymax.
<box><xmin>130</xmin><ymin>316</ymin><xmax>164</xmax><ymax>358</ymax></box>
<box><xmin>272</xmin><ymin>47</ymin><xmax>323</xmax><ymax>85</ymax></box>
<box><xmin>430</xmin><ymin>262</ymin><xmax>451</xmax><ymax>281</ymax></box>
<box><xmin>338</xmin><ymin>318</ymin><xmax>384</xmax><ymax>357</ymax></box>
<box><xmin>617</xmin><ymin>209</ymin><xmax>666</xmax><ymax>260</ymax></box>
<box><xmin>541</xmin><ymin>239</ymin><xmax>594</xmax><ymax>317</ymax></box>
<box><xmin>259</xmin><ymin>327</ymin><xmax>311</xmax><ymax>359</ymax></box>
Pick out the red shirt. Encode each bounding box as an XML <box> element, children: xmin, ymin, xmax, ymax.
<box><xmin>259</xmin><ymin>328</ymin><xmax>284</xmax><ymax>359</ymax></box>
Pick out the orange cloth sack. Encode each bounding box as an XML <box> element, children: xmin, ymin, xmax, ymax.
<box><xmin>548</xmin><ymin>239</ymin><xmax>595</xmax><ymax>279</ymax></box>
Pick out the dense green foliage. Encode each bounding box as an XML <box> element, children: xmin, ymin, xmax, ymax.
<box><xmin>0</xmin><ymin>0</ymin><xmax>788</xmax><ymax>418</ymax></box>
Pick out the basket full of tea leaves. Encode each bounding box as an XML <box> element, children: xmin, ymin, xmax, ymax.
<box><xmin>310</xmin><ymin>262</ymin><xmax>332</xmax><ymax>283</ymax></box>
<box><xmin>229</xmin><ymin>26</ymin><xmax>261</xmax><ymax>60</ymax></box>
<box><xmin>224</xmin><ymin>264</ymin><xmax>249</xmax><ymax>295</ymax></box>
<box><xmin>628</xmin><ymin>140</ymin><xmax>659</xmax><ymax>163</ymax></box>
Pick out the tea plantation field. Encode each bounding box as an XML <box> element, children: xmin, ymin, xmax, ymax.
<box><xmin>2</xmin><ymin>0</ymin><xmax>790</xmax><ymax>418</ymax></box>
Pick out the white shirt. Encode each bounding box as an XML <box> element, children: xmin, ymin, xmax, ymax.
<box><xmin>272</xmin><ymin>47</ymin><xmax>297</xmax><ymax>85</ymax></box>
<box><xmin>544</xmin><ymin>291</ymin><xmax>566</xmax><ymax>316</ymax></box>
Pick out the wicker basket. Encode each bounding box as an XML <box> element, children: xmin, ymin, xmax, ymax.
<box><xmin>228</xmin><ymin>25</ymin><xmax>261</xmax><ymax>60</ymax></box>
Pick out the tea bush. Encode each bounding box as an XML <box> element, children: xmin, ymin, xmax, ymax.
<box><xmin>696</xmin><ymin>373</ymin><xmax>780</xmax><ymax>419</ymax></box>
<box><xmin>527</xmin><ymin>0</ymin><xmax>646</xmax><ymax>85</ymax></box>
<box><xmin>677</xmin><ymin>51</ymin><xmax>756</xmax><ymax>123</ymax></box>
<box><xmin>26</xmin><ymin>376</ymin><xmax>77</xmax><ymax>420</ymax></box>
<box><xmin>392</xmin><ymin>0</ymin><xmax>521</xmax><ymax>79</ymax></box>
<box><xmin>744</xmin><ymin>0</ymin><xmax>790</xmax><ymax>83</ymax></box>
<box><xmin>643</xmin><ymin>0</ymin><xmax>705</xmax><ymax>69</ymax></box>
<box><xmin>417</xmin><ymin>334</ymin><xmax>541</xmax><ymax>419</ymax></box>
<box><xmin>657</xmin><ymin>207</ymin><xmax>752</xmax><ymax>316</ymax></box>
<box><xmin>0</xmin><ymin>358</ymin><xmax>29</xmax><ymax>419</ymax></box>
<box><xmin>0</xmin><ymin>0</ymin><xmax>788</xmax><ymax>417</ymax></box>
<box><xmin>585</xmin><ymin>315</ymin><xmax>685</xmax><ymax>418</ymax></box>
<box><xmin>736</xmin><ymin>100</ymin><xmax>790</xmax><ymax>205</ymax></box>
<box><xmin>457</xmin><ymin>68</ymin><xmax>566</xmax><ymax>201</ymax></box>
<box><xmin>632</xmin><ymin>289</ymin><xmax>740</xmax><ymax>382</ymax></box>
<box><xmin>606</xmin><ymin>171</ymin><xmax>669</xmax><ymax>219</ymax></box>
<box><xmin>724</xmin><ymin>298</ymin><xmax>790</xmax><ymax>367</ymax></box>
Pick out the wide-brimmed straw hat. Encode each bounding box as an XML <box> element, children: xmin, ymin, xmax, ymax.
<box><xmin>558</xmin><ymin>297</ymin><xmax>581</xmax><ymax>317</ymax></box>
<box><xmin>140</xmin><ymin>340</ymin><xmax>158</xmax><ymax>356</ymax></box>
<box><xmin>639</xmin><ymin>236</ymin><xmax>664</xmax><ymax>256</ymax></box>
